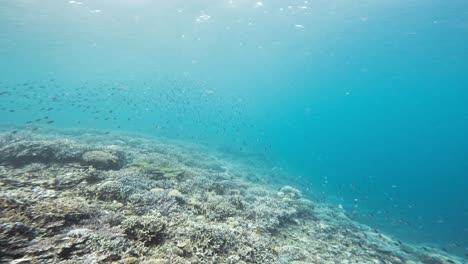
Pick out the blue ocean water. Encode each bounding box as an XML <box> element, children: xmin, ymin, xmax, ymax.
<box><xmin>1</xmin><ymin>0</ymin><xmax>467</xmax><ymax>257</ymax></box>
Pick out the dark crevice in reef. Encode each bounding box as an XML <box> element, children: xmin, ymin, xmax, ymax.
<box><xmin>0</xmin><ymin>130</ymin><xmax>464</xmax><ymax>264</ymax></box>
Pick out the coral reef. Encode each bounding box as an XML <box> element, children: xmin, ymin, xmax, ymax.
<box><xmin>122</xmin><ymin>214</ymin><xmax>166</xmax><ymax>245</ymax></box>
<box><xmin>0</xmin><ymin>128</ymin><xmax>464</xmax><ymax>263</ymax></box>
<box><xmin>82</xmin><ymin>150</ymin><xmax>125</xmax><ymax>170</ymax></box>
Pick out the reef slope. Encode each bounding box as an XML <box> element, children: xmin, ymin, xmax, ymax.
<box><xmin>0</xmin><ymin>128</ymin><xmax>463</xmax><ymax>264</ymax></box>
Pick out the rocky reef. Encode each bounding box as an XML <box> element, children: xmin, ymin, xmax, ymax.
<box><xmin>0</xmin><ymin>128</ymin><xmax>464</xmax><ymax>263</ymax></box>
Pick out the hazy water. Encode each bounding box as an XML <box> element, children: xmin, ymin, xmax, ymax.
<box><xmin>1</xmin><ymin>0</ymin><xmax>467</xmax><ymax>256</ymax></box>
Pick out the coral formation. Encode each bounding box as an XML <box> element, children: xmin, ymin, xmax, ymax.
<box><xmin>0</xmin><ymin>128</ymin><xmax>464</xmax><ymax>263</ymax></box>
<box><xmin>122</xmin><ymin>214</ymin><xmax>166</xmax><ymax>245</ymax></box>
<box><xmin>82</xmin><ymin>150</ymin><xmax>124</xmax><ymax>170</ymax></box>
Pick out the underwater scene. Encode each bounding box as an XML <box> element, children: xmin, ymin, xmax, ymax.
<box><xmin>0</xmin><ymin>0</ymin><xmax>467</xmax><ymax>263</ymax></box>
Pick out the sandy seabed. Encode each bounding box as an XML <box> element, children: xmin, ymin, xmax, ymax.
<box><xmin>0</xmin><ymin>127</ymin><xmax>464</xmax><ymax>264</ymax></box>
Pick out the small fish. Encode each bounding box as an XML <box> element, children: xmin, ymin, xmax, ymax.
<box><xmin>47</xmin><ymin>120</ymin><xmax>55</xmax><ymax>124</ymax></box>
